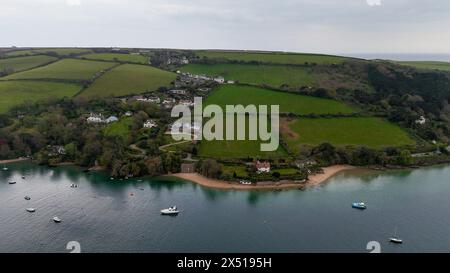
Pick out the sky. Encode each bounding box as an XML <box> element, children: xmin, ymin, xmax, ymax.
<box><xmin>0</xmin><ymin>0</ymin><xmax>449</xmax><ymax>55</ymax></box>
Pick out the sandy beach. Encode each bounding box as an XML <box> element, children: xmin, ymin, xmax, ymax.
<box><xmin>169</xmin><ymin>165</ymin><xmax>355</xmax><ymax>190</ymax></box>
<box><xmin>0</xmin><ymin>158</ymin><xmax>31</xmax><ymax>164</ymax></box>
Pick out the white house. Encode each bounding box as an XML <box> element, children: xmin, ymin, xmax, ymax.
<box><xmin>181</xmin><ymin>57</ymin><xmax>189</xmax><ymax>64</ymax></box>
<box><xmin>255</xmin><ymin>161</ymin><xmax>271</xmax><ymax>174</ymax></box>
<box><xmin>105</xmin><ymin>116</ymin><xmax>119</xmax><ymax>124</ymax></box>
<box><xmin>214</xmin><ymin>76</ymin><xmax>225</xmax><ymax>84</ymax></box>
<box><xmin>415</xmin><ymin>116</ymin><xmax>426</xmax><ymax>125</ymax></box>
<box><xmin>227</xmin><ymin>80</ymin><xmax>235</xmax><ymax>84</ymax></box>
<box><xmin>124</xmin><ymin>111</ymin><xmax>133</xmax><ymax>117</ymax></box>
<box><xmin>143</xmin><ymin>119</ymin><xmax>157</xmax><ymax>129</ymax></box>
<box><xmin>87</xmin><ymin>113</ymin><xmax>104</xmax><ymax>124</ymax></box>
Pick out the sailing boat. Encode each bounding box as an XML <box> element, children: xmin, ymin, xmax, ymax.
<box><xmin>389</xmin><ymin>227</ymin><xmax>403</xmax><ymax>244</ymax></box>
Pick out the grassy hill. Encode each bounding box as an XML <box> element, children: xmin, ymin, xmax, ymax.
<box><xmin>0</xmin><ymin>81</ymin><xmax>82</xmax><ymax>113</ymax></box>
<box><xmin>80</xmin><ymin>64</ymin><xmax>176</xmax><ymax>97</ymax></box>
<box><xmin>5</xmin><ymin>48</ymin><xmax>92</xmax><ymax>57</ymax></box>
<box><xmin>281</xmin><ymin>117</ymin><xmax>416</xmax><ymax>150</ymax></box>
<box><xmin>1</xmin><ymin>59</ymin><xmax>117</xmax><ymax>81</ymax></box>
<box><xmin>0</xmin><ymin>55</ymin><xmax>58</xmax><ymax>74</ymax></box>
<box><xmin>398</xmin><ymin>61</ymin><xmax>450</xmax><ymax>72</ymax></box>
<box><xmin>196</xmin><ymin>51</ymin><xmax>348</xmax><ymax>65</ymax></box>
<box><xmin>205</xmin><ymin>85</ymin><xmax>356</xmax><ymax>115</ymax></box>
<box><xmin>181</xmin><ymin>63</ymin><xmax>314</xmax><ymax>88</ymax></box>
<box><xmin>82</xmin><ymin>53</ymin><xmax>149</xmax><ymax>64</ymax></box>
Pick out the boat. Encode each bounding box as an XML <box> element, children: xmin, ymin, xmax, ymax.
<box><xmin>26</xmin><ymin>208</ymin><xmax>36</xmax><ymax>213</ymax></box>
<box><xmin>70</xmin><ymin>184</ymin><xmax>78</xmax><ymax>188</ymax></box>
<box><xmin>389</xmin><ymin>227</ymin><xmax>403</xmax><ymax>244</ymax></box>
<box><xmin>24</xmin><ymin>196</ymin><xmax>31</xmax><ymax>200</ymax></box>
<box><xmin>161</xmin><ymin>206</ymin><xmax>179</xmax><ymax>215</ymax></box>
<box><xmin>22</xmin><ymin>176</ymin><xmax>26</xmax><ymax>179</ymax></box>
<box><xmin>352</xmin><ymin>202</ymin><xmax>367</xmax><ymax>209</ymax></box>
<box><xmin>2</xmin><ymin>165</ymin><xmax>8</xmax><ymax>171</ymax></box>
<box><xmin>52</xmin><ymin>217</ymin><xmax>62</xmax><ymax>223</ymax></box>
<box><xmin>9</xmin><ymin>181</ymin><xmax>17</xmax><ymax>185</ymax></box>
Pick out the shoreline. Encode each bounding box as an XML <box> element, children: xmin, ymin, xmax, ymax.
<box><xmin>169</xmin><ymin>165</ymin><xmax>356</xmax><ymax>190</ymax></box>
<box><xmin>0</xmin><ymin>157</ymin><xmax>31</xmax><ymax>164</ymax></box>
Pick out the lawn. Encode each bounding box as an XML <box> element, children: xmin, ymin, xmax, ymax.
<box><xmin>0</xmin><ymin>55</ymin><xmax>58</xmax><ymax>75</ymax></box>
<box><xmin>82</xmin><ymin>53</ymin><xmax>149</xmax><ymax>64</ymax></box>
<box><xmin>281</xmin><ymin>117</ymin><xmax>416</xmax><ymax>150</ymax></box>
<box><xmin>5</xmin><ymin>48</ymin><xmax>92</xmax><ymax>57</ymax></box>
<box><xmin>196</xmin><ymin>51</ymin><xmax>348</xmax><ymax>65</ymax></box>
<box><xmin>80</xmin><ymin>64</ymin><xmax>176</xmax><ymax>98</ymax></box>
<box><xmin>181</xmin><ymin>63</ymin><xmax>314</xmax><ymax>88</ymax></box>
<box><xmin>0</xmin><ymin>81</ymin><xmax>82</xmax><ymax>113</ymax></box>
<box><xmin>1</xmin><ymin>59</ymin><xmax>117</xmax><ymax>81</ymax></box>
<box><xmin>204</xmin><ymin>85</ymin><xmax>356</xmax><ymax>115</ymax></box>
<box><xmin>104</xmin><ymin>117</ymin><xmax>133</xmax><ymax>139</ymax></box>
<box><xmin>398</xmin><ymin>61</ymin><xmax>450</xmax><ymax>72</ymax></box>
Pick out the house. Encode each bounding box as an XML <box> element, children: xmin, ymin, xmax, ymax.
<box><xmin>169</xmin><ymin>89</ymin><xmax>187</xmax><ymax>95</ymax></box>
<box><xmin>87</xmin><ymin>113</ymin><xmax>104</xmax><ymax>124</ymax></box>
<box><xmin>105</xmin><ymin>116</ymin><xmax>118</xmax><ymax>124</ymax></box>
<box><xmin>214</xmin><ymin>76</ymin><xmax>225</xmax><ymax>84</ymax></box>
<box><xmin>255</xmin><ymin>161</ymin><xmax>271</xmax><ymax>173</ymax></box>
<box><xmin>162</xmin><ymin>98</ymin><xmax>176</xmax><ymax>108</ymax></box>
<box><xmin>181</xmin><ymin>57</ymin><xmax>189</xmax><ymax>64</ymax></box>
<box><xmin>415</xmin><ymin>116</ymin><xmax>426</xmax><ymax>125</ymax></box>
<box><xmin>179</xmin><ymin>100</ymin><xmax>194</xmax><ymax>107</ymax></box>
<box><xmin>227</xmin><ymin>80</ymin><xmax>235</xmax><ymax>84</ymax></box>
<box><xmin>181</xmin><ymin>163</ymin><xmax>196</xmax><ymax>173</ymax></box>
<box><xmin>124</xmin><ymin>111</ymin><xmax>133</xmax><ymax>117</ymax></box>
<box><xmin>446</xmin><ymin>146</ymin><xmax>450</xmax><ymax>153</ymax></box>
<box><xmin>143</xmin><ymin>119</ymin><xmax>157</xmax><ymax>129</ymax></box>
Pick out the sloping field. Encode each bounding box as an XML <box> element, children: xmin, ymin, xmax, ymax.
<box><xmin>1</xmin><ymin>59</ymin><xmax>117</xmax><ymax>81</ymax></box>
<box><xmin>82</xmin><ymin>53</ymin><xmax>148</xmax><ymax>64</ymax></box>
<box><xmin>204</xmin><ymin>85</ymin><xmax>356</xmax><ymax>115</ymax></box>
<box><xmin>5</xmin><ymin>48</ymin><xmax>92</xmax><ymax>57</ymax></box>
<box><xmin>282</xmin><ymin>117</ymin><xmax>416</xmax><ymax>150</ymax></box>
<box><xmin>81</xmin><ymin>64</ymin><xmax>176</xmax><ymax>98</ymax></box>
<box><xmin>0</xmin><ymin>55</ymin><xmax>58</xmax><ymax>74</ymax></box>
<box><xmin>182</xmin><ymin>63</ymin><xmax>314</xmax><ymax>88</ymax></box>
<box><xmin>196</xmin><ymin>51</ymin><xmax>348</xmax><ymax>65</ymax></box>
<box><xmin>398</xmin><ymin>61</ymin><xmax>450</xmax><ymax>72</ymax></box>
<box><xmin>0</xmin><ymin>81</ymin><xmax>82</xmax><ymax>113</ymax></box>
<box><xmin>104</xmin><ymin>117</ymin><xmax>133</xmax><ymax>139</ymax></box>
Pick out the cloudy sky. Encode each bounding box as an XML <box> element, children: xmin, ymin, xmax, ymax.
<box><xmin>0</xmin><ymin>0</ymin><xmax>449</xmax><ymax>54</ymax></box>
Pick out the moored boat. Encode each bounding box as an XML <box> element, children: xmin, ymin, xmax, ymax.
<box><xmin>352</xmin><ymin>202</ymin><xmax>367</xmax><ymax>209</ymax></box>
<box><xmin>52</xmin><ymin>216</ymin><xmax>62</xmax><ymax>223</ymax></box>
<box><xmin>26</xmin><ymin>208</ymin><xmax>36</xmax><ymax>213</ymax></box>
<box><xmin>161</xmin><ymin>206</ymin><xmax>179</xmax><ymax>215</ymax></box>
<box><xmin>9</xmin><ymin>181</ymin><xmax>17</xmax><ymax>185</ymax></box>
<box><xmin>24</xmin><ymin>196</ymin><xmax>31</xmax><ymax>200</ymax></box>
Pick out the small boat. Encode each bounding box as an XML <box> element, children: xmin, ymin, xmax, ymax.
<box><xmin>24</xmin><ymin>196</ymin><xmax>31</xmax><ymax>200</ymax></box>
<box><xmin>352</xmin><ymin>202</ymin><xmax>367</xmax><ymax>210</ymax></box>
<box><xmin>70</xmin><ymin>184</ymin><xmax>78</xmax><ymax>188</ymax></box>
<box><xmin>52</xmin><ymin>217</ymin><xmax>62</xmax><ymax>223</ymax></box>
<box><xmin>9</xmin><ymin>181</ymin><xmax>17</xmax><ymax>185</ymax></box>
<box><xmin>2</xmin><ymin>165</ymin><xmax>8</xmax><ymax>171</ymax></box>
<box><xmin>110</xmin><ymin>177</ymin><xmax>114</xmax><ymax>180</ymax></box>
<box><xmin>22</xmin><ymin>176</ymin><xmax>26</xmax><ymax>179</ymax></box>
<box><xmin>161</xmin><ymin>206</ymin><xmax>179</xmax><ymax>215</ymax></box>
<box><xmin>389</xmin><ymin>227</ymin><xmax>403</xmax><ymax>244</ymax></box>
<box><xmin>26</xmin><ymin>208</ymin><xmax>36</xmax><ymax>213</ymax></box>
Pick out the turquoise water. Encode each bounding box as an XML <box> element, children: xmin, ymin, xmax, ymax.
<box><xmin>1</xmin><ymin>162</ymin><xmax>450</xmax><ymax>253</ymax></box>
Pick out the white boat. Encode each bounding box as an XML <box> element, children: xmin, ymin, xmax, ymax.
<box><xmin>2</xmin><ymin>165</ymin><xmax>8</xmax><ymax>171</ymax></box>
<box><xmin>161</xmin><ymin>206</ymin><xmax>179</xmax><ymax>215</ymax></box>
<box><xmin>26</xmin><ymin>208</ymin><xmax>36</xmax><ymax>213</ymax></box>
<box><xmin>9</xmin><ymin>181</ymin><xmax>17</xmax><ymax>185</ymax></box>
<box><xmin>389</xmin><ymin>227</ymin><xmax>403</xmax><ymax>244</ymax></box>
<box><xmin>52</xmin><ymin>217</ymin><xmax>62</xmax><ymax>223</ymax></box>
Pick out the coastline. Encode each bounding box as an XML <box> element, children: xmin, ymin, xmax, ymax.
<box><xmin>0</xmin><ymin>157</ymin><xmax>31</xmax><ymax>164</ymax></box>
<box><xmin>169</xmin><ymin>165</ymin><xmax>356</xmax><ymax>190</ymax></box>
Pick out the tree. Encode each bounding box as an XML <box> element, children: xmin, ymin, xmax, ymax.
<box><xmin>199</xmin><ymin>159</ymin><xmax>222</xmax><ymax>178</ymax></box>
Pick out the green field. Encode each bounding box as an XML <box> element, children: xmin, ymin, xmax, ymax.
<box><xmin>5</xmin><ymin>48</ymin><xmax>92</xmax><ymax>57</ymax></box>
<box><xmin>196</xmin><ymin>51</ymin><xmax>348</xmax><ymax>65</ymax></box>
<box><xmin>0</xmin><ymin>81</ymin><xmax>82</xmax><ymax>113</ymax></box>
<box><xmin>1</xmin><ymin>59</ymin><xmax>117</xmax><ymax>81</ymax></box>
<box><xmin>204</xmin><ymin>85</ymin><xmax>356</xmax><ymax>115</ymax></box>
<box><xmin>82</xmin><ymin>53</ymin><xmax>149</xmax><ymax>64</ymax></box>
<box><xmin>104</xmin><ymin>117</ymin><xmax>133</xmax><ymax>139</ymax></box>
<box><xmin>182</xmin><ymin>63</ymin><xmax>314</xmax><ymax>88</ymax></box>
<box><xmin>0</xmin><ymin>55</ymin><xmax>58</xmax><ymax>74</ymax></box>
<box><xmin>398</xmin><ymin>61</ymin><xmax>450</xmax><ymax>72</ymax></box>
<box><xmin>81</xmin><ymin>64</ymin><xmax>176</xmax><ymax>97</ymax></box>
<box><xmin>282</xmin><ymin>117</ymin><xmax>416</xmax><ymax>150</ymax></box>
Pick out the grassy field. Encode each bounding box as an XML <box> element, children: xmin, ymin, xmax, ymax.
<box><xmin>398</xmin><ymin>61</ymin><xmax>450</xmax><ymax>72</ymax></box>
<box><xmin>104</xmin><ymin>117</ymin><xmax>133</xmax><ymax>139</ymax></box>
<box><xmin>282</xmin><ymin>117</ymin><xmax>416</xmax><ymax>150</ymax></box>
<box><xmin>0</xmin><ymin>81</ymin><xmax>82</xmax><ymax>113</ymax></box>
<box><xmin>81</xmin><ymin>64</ymin><xmax>176</xmax><ymax>97</ymax></box>
<box><xmin>204</xmin><ymin>85</ymin><xmax>356</xmax><ymax>115</ymax></box>
<box><xmin>1</xmin><ymin>59</ymin><xmax>117</xmax><ymax>81</ymax></box>
<box><xmin>82</xmin><ymin>53</ymin><xmax>149</xmax><ymax>64</ymax></box>
<box><xmin>5</xmin><ymin>48</ymin><xmax>92</xmax><ymax>57</ymax></box>
<box><xmin>196</xmin><ymin>51</ymin><xmax>348</xmax><ymax>65</ymax></box>
<box><xmin>0</xmin><ymin>55</ymin><xmax>58</xmax><ymax>74</ymax></box>
<box><xmin>181</xmin><ymin>63</ymin><xmax>314</xmax><ymax>88</ymax></box>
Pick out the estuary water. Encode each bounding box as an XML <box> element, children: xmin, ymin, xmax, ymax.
<box><xmin>1</xmin><ymin>162</ymin><xmax>450</xmax><ymax>253</ymax></box>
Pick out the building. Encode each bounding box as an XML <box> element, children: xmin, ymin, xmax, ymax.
<box><xmin>415</xmin><ymin>116</ymin><xmax>426</xmax><ymax>125</ymax></box>
<box><xmin>87</xmin><ymin>113</ymin><xmax>104</xmax><ymax>124</ymax></box>
<box><xmin>169</xmin><ymin>89</ymin><xmax>187</xmax><ymax>95</ymax></box>
<box><xmin>181</xmin><ymin>163</ymin><xmax>196</xmax><ymax>173</ymax></box>
<box><xmin>214</xmin><ymin>76</ymin><xmax>225</xmax><ymax>84</ymax></box>
<box><xmin>179</xmin><ymin>100</ymin><xmax>194</xmax><ymax>107</ymax></box>
<box><xmin>124</xmin><ymin>111</ymin><xmax>133</xmax><ymax>117</ymax></box>
<box><xmin>227</xmin><ymin>80</ymin><xmax>235</xmax><ymax>84</ymax></box>
<box><xmin>255</xmin><ymin>161</ymin><xmax>271</xmax><ymax>173</ymax></box>
<box><xmin>105</xmin><ymin>116</ymin><xmax>119</xmax><ymax>124</ymax></box>
<box><xmin>143</xmin><ymin>119</ymin><xmax>157</xmax><ymax>129</ymax></box>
